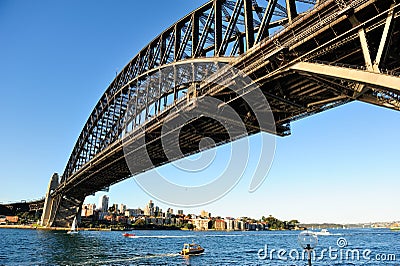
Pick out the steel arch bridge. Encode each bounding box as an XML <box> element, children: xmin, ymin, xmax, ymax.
<box><xmin>41</xmin><ymin>0</ymin><xmax>400</xmax><ymax>227</ymax></box>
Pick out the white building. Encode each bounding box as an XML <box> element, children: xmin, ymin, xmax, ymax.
<box><xmin>192</xmin><ymin>218</ymin><xmax>210</xmax><ymax>230</ymax></box>
<box><xmin>225</xmin><ymin>218</ymin><xmax>235</xmax><ymax>231</ymax></box>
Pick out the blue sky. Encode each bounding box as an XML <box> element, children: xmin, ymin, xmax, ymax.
<box><xmin>0</xmin><ymin>1</ymin><xmax>399</xmax><ymax>224</ymax></box>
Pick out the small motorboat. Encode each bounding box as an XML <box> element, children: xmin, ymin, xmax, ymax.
<box><xmin>122</xmin><ymin>233</ymin><xmax>136</xmax><ymax>238</ymax></box>
<box><xmin>314</xmin><ymin>229</ymin><xmax>331</xmax><ymax>236</ymax></box>
<box><xmin>180</xmin><ymin>243</ymin><xmax>205</xmax><ymax>255</ymax></box>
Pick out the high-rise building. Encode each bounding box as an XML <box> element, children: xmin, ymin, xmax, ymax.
<box><xmin>144</xmin><ymin>200</ymin><xmax>155</xmax><ymax>216</ymax></box>
<box><xmin>98</xmin><ymin>195</ymin><xmax>109</xmax><ymax>213</ymax></box>
<box><xmin>119</xmin><ymin>204</ymin><xmax>126</xmax><ymax>214</ymax></box>
<box><xmin>112</xmin><ymin>203</ymin><xmax>118</xmax><ymax>213</ymax></box>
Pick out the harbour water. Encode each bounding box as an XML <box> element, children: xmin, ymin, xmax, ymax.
<box><xmin>0</xmin><ymin>228</ymin><xmax>399</xmax><ymax>265</ymax></box>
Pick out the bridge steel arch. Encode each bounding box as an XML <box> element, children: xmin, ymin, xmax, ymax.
<box><xmin>41</xmin><ymin>0</ymin><xmax>400</xmax><ymax>227</ymax></box>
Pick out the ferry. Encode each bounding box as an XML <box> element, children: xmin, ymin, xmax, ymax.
<box><xmin>180</xmin><ymin>243</ymin><xmax>205</xmax><ymax>255</ymax></box>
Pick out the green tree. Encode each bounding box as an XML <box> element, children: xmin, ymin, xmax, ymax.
<box><xmin>185</xmin><ymin>223</ymin><xmax>194</xmax><ymax>230</ymax></box>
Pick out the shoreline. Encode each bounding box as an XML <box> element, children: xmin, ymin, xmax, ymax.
<box><xmin>1</xmin><ymin>224</ymin><xmax>394</xmax><ymax>232</ymax></box>
<box><xmin>0</xmin><ymin>224</ymin><xmax>185</xmax><ymax>231</ymax></box>
<box><xmin>0</xmin><ymin>224</ymin><xmax>116</xmax><ymax>231</ymax></box>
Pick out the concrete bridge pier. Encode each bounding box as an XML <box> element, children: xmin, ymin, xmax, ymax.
<box><xmin>40</xmin><ymin>173</ymin><xmax>59</xmax><ymax>227</ymax></box>
<box><xmin>40</xmin><ymin>173</ymin><xmax>84</xmax><ymax>228</ymax></box>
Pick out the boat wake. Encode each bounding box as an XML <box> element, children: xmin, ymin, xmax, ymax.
<box><xmin>125</xmin><ymin>235</ymin><xmax>197</xmax><ymax>239</ymax></box>
<box><xmin>204</xmin><ymin>234</ymin><xmax>244</xmax><ymax>237</ymax></box>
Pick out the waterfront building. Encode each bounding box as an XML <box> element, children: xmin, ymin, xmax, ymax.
<box><xmin>246</xmin><ymin>223</ymin><xmax>258</xmax><ymax>231</ymax></box>
<box><xmin>225</xmin><ymin>218</ymin><xmax>235</xmax><ymax>231</ymax></box>
<box><xmin>214</xmin><ymin>219</ymin><xmax>226</xmax><ymax>230</ymax></box>
<box><xmin>81</xmin><ymin>203</ymin><xmax>96</xmax><ymax>217</ymax></box>
<box><xmin>178</xmin><ymin>210</ymin><xmax>183</xmax><ymax>215</ymax></box>
<box><xmin>234</xmin><ymin>219</ymin><xmax>245</xmax><ymax>231</ymax></box>
<box><xmin>192</xmin><ymin>218</ymin><xmax>210</xmax><ymax>230</ymax></box>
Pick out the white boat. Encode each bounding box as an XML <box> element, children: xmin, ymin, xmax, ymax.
<box><xmin>67</xmin><ymin>217</ymin><xmax>79</xmax><ymax>234</ymax></box>
<box><xmin>314</xmin><ymin>229</ymin><xmax>331</xmax><ymax>236</ymax></box>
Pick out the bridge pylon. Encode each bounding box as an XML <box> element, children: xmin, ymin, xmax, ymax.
<box><xmin>40</xmin><ymin>173</ymin><xmax>84</xmax><ymax>227</ymax></box>
<box><xmin>40</xmin><ymin>173</ymin><xmax>59</xmax><ymax>227</ymax></box>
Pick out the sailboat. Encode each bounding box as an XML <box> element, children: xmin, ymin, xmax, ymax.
<box><xmin>67</xmin><ymin>216</ymin><xmax>79</xmax><ymax>234</ymax></box>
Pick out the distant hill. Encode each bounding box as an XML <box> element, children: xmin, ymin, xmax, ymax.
<box><xmin>299</xmin><ymin>223</ymin><xmax>345</xmax><ymax>229</ymax></box>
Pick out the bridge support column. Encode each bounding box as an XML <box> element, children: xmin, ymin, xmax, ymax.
<box><xmin>40</xmin><ymin>173</ymin><xmax>59</xmax><ymax>227</ymax></box>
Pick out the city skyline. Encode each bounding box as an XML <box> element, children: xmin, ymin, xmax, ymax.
<box><xmin>83</xmin><ymin>195</ymin><xmax>400</xmax><ymax>226</ymax></box>
<box><xmin>0</xmin><ymin>0</ymin><xmax>399</xmax><ymax>224</ymax></box>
